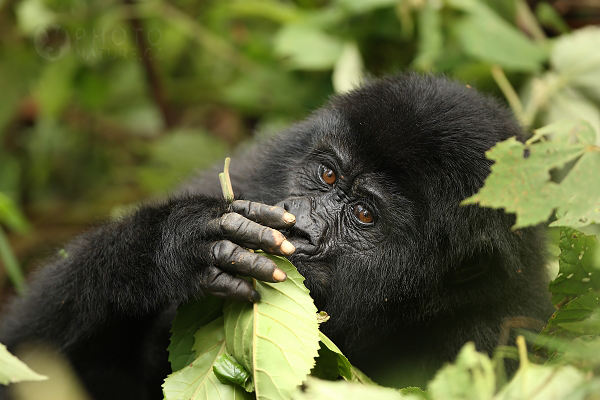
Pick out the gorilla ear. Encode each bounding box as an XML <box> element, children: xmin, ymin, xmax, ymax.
<box><xmin>450</xmin><ymin>249</ymin><xmax>499</xmax><ymax>285</ymax></box>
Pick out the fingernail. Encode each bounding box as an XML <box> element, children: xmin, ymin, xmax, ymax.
<box><xmin>283</xmin><ymin>212</ymin><xmax>296</xmax><ymax>224</ymax></box>
<box><xmin>273</xmin><ymin>268</ymin><xmax>287</xmax><ymax>282</ymax></box>
<box><xmin>250</xmin><ymin>290</ymin><xmax>261</xmax><ymax>302</ymax></box>
<box><xmin>280</xmin><ymin>240</ymin><xmax>295</xmax><ymax>255</ymax></box>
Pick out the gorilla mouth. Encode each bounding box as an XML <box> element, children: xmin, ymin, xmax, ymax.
<box><xmin>280</xmin><ymin>228</ymin><xmax>320</xmax><ymax>256</ymax></box>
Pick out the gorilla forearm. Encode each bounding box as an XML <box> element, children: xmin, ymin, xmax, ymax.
<box><xmin>0</xmin><ymin>195</ymin><xmax>226</xmax><ymax>351</ymax></box>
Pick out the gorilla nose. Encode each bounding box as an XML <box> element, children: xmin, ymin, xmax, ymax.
<box><xmin>275</xmin><ymin>197</ymin><xmax>327</xmax><ymax>254</ymax></box>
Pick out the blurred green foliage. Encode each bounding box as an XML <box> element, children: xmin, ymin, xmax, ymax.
<box><xmin>0</xmin><ymin>0</ymin><xmax>599</xmax><ymax>288</ymax></box>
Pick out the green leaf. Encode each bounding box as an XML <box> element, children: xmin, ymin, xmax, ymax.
<box><xmin>427</xmin><ymin>342</ymin><xmax>495</xmax><ymax>400</ymax></box>
<box><xmin>549</xmin><ymin>336</ymin><xmax>600</xmax><ymax>369</ymax></box>
<box><xmin>535</xmin><ymin>2</ymin><xmax>570</xmax><ymax>34</ymax></box>
<box><xmin>0</xmin><ymin>193</ymin><xmax>30</xmax><ymax>234</ymax></box>
<box><xmin>163</xmin><ymin>317</ymin><xmax>251</xmax><ymax>400</ymax></box>
<box><xmin>496</xmin><ymin>351</ymin><xmax>588</xmax><ymax>400</ymax></box>
<box><xmin>332</xmin><ymin>41</ymin><xmax>364</xmax><ymax>94</ymax></box>
<box><xmin>548</xmin><ymin>228</ymin><xmax>600</xmax><ymax>306</ymax></box>
<box><xmin>452</xmin><ymin>2</ymin><xmax>547</xmax><ymax>71</ymax></box>
<box><xmin>462</xmin><ymin>120</ymin><xmax>600</xmax><ymax>228</ymax></box>
<box><xmin>294</xmin><ymin>376</ymin><xmax>413</xmax><ymax>400</ymax></box>
<box><xmin>534</xmin><ymin>228</ymin><xmax>600</xmax><ymax>354</ymax></box>
<box><xmin>312</xmin><ymin>332</ymin><xmax>354</xmax><ymax>381</ymax></box>
<box><xmin>223</xmin><ymin>254</ymin><xmax>320</xmax><ymax>400</ymax></box>
<box><xmin>274</xmin><ymin>25</ymin><xmax>344</xmax><ymax>70</ymax></box>
<box><xmin>550</xmin><ymin>26</ymin><xmax>600</xmax><ymax>104</ymax></box>
<box><xmin>213</xmin><ymin>353</ymin><xmax>253</xmax><ymax>391</ymax></box>
<box><xmin>168</xmin><ymin>297</ymin><xmax>224</xmax><ymax>372</ymax></box>
<box><xmin>0</xmin><ymin>342</ymin><xmax>47</xmax><ymax>385</ymax></box>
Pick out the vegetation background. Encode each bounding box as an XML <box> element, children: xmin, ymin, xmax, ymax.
<box><xmin>0</xmin><ymin>0</ymin><xmax>599</xmax><ymax>315</ymax></box>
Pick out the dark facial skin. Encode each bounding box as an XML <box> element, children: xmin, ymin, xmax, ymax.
<box><xmin>0</xmin><ymin>74</ymin><xmax>554</xmax><ymax>398</ymax></box>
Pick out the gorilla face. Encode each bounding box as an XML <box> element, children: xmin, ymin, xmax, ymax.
<box><xmin>268</xmin><ymin>74</ymin><xmax>534</xmax><ymax>357</ymax></box>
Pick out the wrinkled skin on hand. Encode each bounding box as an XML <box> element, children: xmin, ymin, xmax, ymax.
<box><xmin>205</xmin><ymin>200</ymin><xmax>296</xmax><ymax>302</ymax></box>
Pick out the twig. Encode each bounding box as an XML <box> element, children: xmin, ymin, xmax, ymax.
<box><xmin>491</xmin><ymin>65</ymin><xmax>525</xmax><ymax>125</ymax></box>
<box><xmin>516</xmin><ymin>0</ymin><xmax>546</xmax><ymax>42</ymax></box>
<box><xmin>219</xmin><ymin>157</ymin><xmax>234</xmax><ymax>202</ymax></box>
<box><xmin>123</xmin><ymin>0</ymin><xmax>175</xmax><ymax>129</ymax></box>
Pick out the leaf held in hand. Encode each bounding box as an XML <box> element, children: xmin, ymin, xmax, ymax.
<box><xmin>223</xmin><ymin>253</ymin><xmax>321</xmax><ymax>400</ymax></box>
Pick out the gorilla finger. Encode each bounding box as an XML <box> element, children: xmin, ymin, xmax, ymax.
<box><xmin>203</xmin><ymin>265</ymin><xmax>261</xmax><ymax>302</ymax></box>
<box><xmin>231</xmin><ymin>200</ymin><xmax>296</xmax><ymax>229</ymax></box>
<box><xmin>216</xmin><ymin>213</ymin><xmax>295</xmax><ymax>255</ymax></box>
<box><xmin>212</xmin><ymin>240</ymin><xmax>287</xmax><ymax>282</ymax></box>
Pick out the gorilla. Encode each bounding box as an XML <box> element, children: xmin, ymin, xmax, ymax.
<box><xmin>0</xmin><ymin>74</ymin><xmax>553</xmax><ymax>399</ymax></box>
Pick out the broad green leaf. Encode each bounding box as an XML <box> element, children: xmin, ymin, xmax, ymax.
<box><xmin>312</xmin><ymin>332</ymin><xmax>354</xmax><ymax>381</ymax></box>
<box><xmin>548</xmin><ymin>228</ymin><xmax>600</xmax><ymax>306</ymax></box>
<box><xmin>213</xmin><ymin>353</ymin><xmax>253</xmax><ymax>392</ymax></box>
<box><xmin>551</xmin><ymin>149</ymin><xmax>600</xmax><ymax>228</ymax></box>
<box><xmin>452</xmin><ymin>2</ymin><xmax>547</xmax><ymax>71</ymax></box>
<box><xmin>293</xmin><ymin>376</ymin><xmax>413</xmax><ymax>400</ymax></box>
<box><xmin>495</xmin><ymin>346</ymin><xmax>588</xmax><ymax>400</ymax></box>
<box><xmin>0</xmin><ymin>343</ymin><xmax>47</xmax><ymax>384</ymax></box>
<box><xmin>550</xmin><ymin>26</ymin><xmax>600</xmax><ymax>103</ymax></box>
<box><xmin>549</xmin><ymin>336</ymin><xmax>600</xmax><ymax>369</ymax></box>
<box><xmin>535</xmin><ymin>292</ymin><xmax>600</xmax><ymax>355</ymax></box>
<box><xmin>332</xmin><ymin>41</ymin><xmax>363</xmax><ymax>94</ymax></box>
<box><xmin>224</xmin><ymin>254</ymin><xmax>320</xmax><ymax>400</ymax></box>
<box><xmin>162</xmin><ymin>317</ymin><xmax>251</xmax><ymax>400</ymax></box>
<box><xmin>274</xmin><ymin>25</ymin><xmax>343</xmax><ymax>70</ymax></box>
<box><xmin>314</xmin><ymin>331</ymin><xmax>376</xmax><ymax>385</ymax></box>
<box><xmin>427</xmin><ymin>342</ymin><xmax>495</xmax><ymax>400</ymax></box>
<box><xmin>543</xmin><ymin>86</ymin><xmax>600</xmax><ymax>141</ymax></box>
<box><xmin>462</xmin><ymin>120</ymin><xmax>600</xmax><ymax>228</ymax></box>
<box><xmin>524</xmin><ymin>28</ymin><xmax>600</xmax><ymax>134</ymax></box>
<box><xmin>168</xmin><ymin>297</ymin><xmax>224</xmax><ymax>372</ymax></box>
<box><xmin>558</xmin><ymin>309</ymin><xmax>600</xmax><ymax>335</ymax></box>
<box><xmin>534</xmin><ymin>228</ymin><xmax>600</xmax><ymax>354</ymax></box>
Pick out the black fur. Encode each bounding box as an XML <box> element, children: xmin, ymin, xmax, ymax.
<box><xmin>0</xmin><ymin>74</ymin><xmax>552</xmax><ymax>398</ymax></box>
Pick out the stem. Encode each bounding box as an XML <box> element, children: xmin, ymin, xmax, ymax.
<box><xmin>491</xmin><ymin>65</ymin><xmax>525</xmax><ymax>125</ymax></box>
<box><xmin>516</xmin><ymin>335</ymin><xmax>529</xmax><ymax>369</ymax></box>
<box><xmin>0</xmin><ymin>227</ymin><xmax>25</xmax><ymax>294</ymax></box>
<box><xmin>516</xmin><ymin>0</ymin><xmax>546</xmax><ymax>42</ymax></box>
<box><xmin>123</xmin><ymin>0</ymin><xmax>175</xmax><ymax>129</ymax></box>
<box><xmin>219</xmin><ymin>157</ymin><xmax>234</xmax><ymax>202</ymax></box>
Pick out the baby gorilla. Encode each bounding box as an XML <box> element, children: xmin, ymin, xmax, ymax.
<box><xmin>0</xmin><ymin>74</ymin><xmax>553</xmax><ymax>398</ymax></box>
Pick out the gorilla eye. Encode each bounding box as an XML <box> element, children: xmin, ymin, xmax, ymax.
<box><xmin>353</xmin><ymin>204</ymin><xmax>373</xmax><ymax>224</ymax></box>
<box><xmin>320</xmin><ymin>166</ymin><xmax>336</xmax><ymax>185</ymax></box>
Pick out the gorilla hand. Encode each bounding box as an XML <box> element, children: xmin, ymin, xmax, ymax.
<box><xmin>205</xmin><ymin>200</ymin><xmax>296</xmax><ymax>302</ymax></box>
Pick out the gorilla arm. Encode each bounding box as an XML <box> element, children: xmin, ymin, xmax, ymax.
<box><xmin>0</xmin><ymin>196</ymin><xmax>295</xmax><ymax>393</ymax></box>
